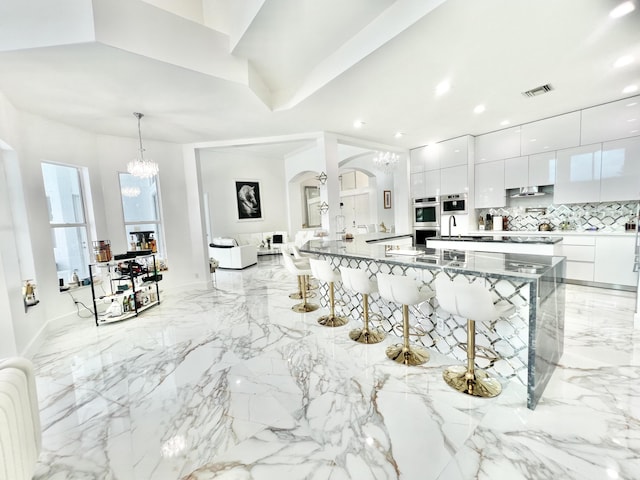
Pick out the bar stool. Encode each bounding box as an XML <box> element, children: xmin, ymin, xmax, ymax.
<box><xmin>282</xmin><ymin>249</ymin><xmax>318</xmax><ymax>313</ymax></box>
<box><xmin>376</xmin><ymin>273</ymin><xmax>435</xmax><ymax>366</ymax></box>
<box><xmin>435</xmin><ymin>275</ymin><xmax>515</xmax><ymax>398</ymax></box>
<box><xmin>339</xmin><ymin>266</ymin><xmax>386</xmax><ymax>344</ymax></box>
<box><xmin>281</xmin><ymin>245</ymin><xmax>315</xmax><ymax>300</ymax></box>
<box><xmin>291</xmin><ymin>245</ymin><xmax>318</xmax><ymax>291</ymax></box>
<box><xmin>309</xmin><ymin>258</ymin><xmax>348</xmax><ymax>327</ymax></box>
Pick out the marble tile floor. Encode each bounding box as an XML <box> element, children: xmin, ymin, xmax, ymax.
<box><xmin>30</xmin><ymin>261</ymin><xmax>640</xmax><ymax>480</ymax></box>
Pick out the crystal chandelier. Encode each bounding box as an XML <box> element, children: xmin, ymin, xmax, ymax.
<box><xmin>127</xmin><ymin>112</ymin><xmax>159</xmax><ymax>178</ymax></box>
<box><xmin>373</xmin><ymin>151</ymin><xmax>400</xmax><ymax>172</ymax></box>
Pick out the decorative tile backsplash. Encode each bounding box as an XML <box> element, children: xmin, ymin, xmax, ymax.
<box><xmin>479</xmin><ymin>201</ymin><xmax>639</xmax><ymax>232</ymax></box>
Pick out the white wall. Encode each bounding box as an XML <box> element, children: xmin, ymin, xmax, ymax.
<box><xmin>199</xmin><ymin>149</ymin><xmax>289</xmax><ymax>238</ymax></box>
<box><xmin>0</xmin><ymin>97</ymin><xmax>202</xmax><ymax>358</ymax></box>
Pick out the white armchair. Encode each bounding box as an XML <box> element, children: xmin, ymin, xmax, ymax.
<box><xmin>209</xmin><ymin>238</ymin><xmax>257</xmax><ymax>269</ymax></box>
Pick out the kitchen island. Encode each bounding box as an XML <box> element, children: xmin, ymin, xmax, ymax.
<box><xmin>427</xmin><ymin>234</ymin><xmax>563</xmax><ymax>255</ymax></box>
<box><xmin>301</xmin><ymin>236</ymin><xmax>566</xmax><ymax>409</ymax></box>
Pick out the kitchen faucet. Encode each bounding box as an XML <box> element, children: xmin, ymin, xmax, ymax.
<box><xmin>449</xmin><ymin>215</ymin><xmax>457</xmax><ymax>239</ymax></box>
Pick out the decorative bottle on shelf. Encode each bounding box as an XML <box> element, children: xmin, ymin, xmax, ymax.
<box><xmin>478</xmin><ymin>216</ymin><xmax>485</xmax><ymax>230</ymax></box>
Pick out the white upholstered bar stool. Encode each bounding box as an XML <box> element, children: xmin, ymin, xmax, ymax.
<box><xmin>376</xmin><ymin>273</ymin><xmax>435</xmax><ymax>366</ymax></box>
<box><xmin>281</xmin><ymin>244</ymin><xmax>314</xmax><ymax>300</ymax></box>
<box><xmin>282</xmin><ymin>249</ymin><xmax>318</xmax><ymax>313</ymax></box>
<box><xmin>339</xmin><ymin>266</ymin><xmax>386</xmax><ymax>344</ymax></box>
<box><xmin>291</xmin><ymin>245</ymin><xmax>318</xmax><ymax>291</ymax></box>
<box><xmin>309</xmin><ymin>258</ymin><xmax>348</xmax><ymax>327</ymax></box>
<box><xmin>435</xmin><ymin>275</ymin><xmax>515</xmax><ymax>398</ymax></box>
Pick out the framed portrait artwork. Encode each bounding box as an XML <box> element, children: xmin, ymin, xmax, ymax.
<box><xmin>235</xmin><ymin>180</ymin><xmax>262</xmax><ymax>220</ymax></box>
<box><xmin>383</xmin><ymin>190</ymin><xmax>392</xmax><ymax>209</ymax></box>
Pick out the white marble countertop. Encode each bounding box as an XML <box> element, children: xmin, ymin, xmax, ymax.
<box><xmin>468</xmin><ymin>229</ymin><xmax>637</xmax><ymax>237</ymax></box>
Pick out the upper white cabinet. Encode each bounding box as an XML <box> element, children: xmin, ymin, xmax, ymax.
<box><xmin>475</xmin><ymin>127</ymin><xmax>521</xmax><ymax>163</ymax></box>
<box><xmin>410</xmin><ymin>144</ymin><xmax>441</xmax><ymax>173</ymax></box>
<box><xmin>425</xmin><ymin>170</ymin><xmax>441</xmax><ymax>197</ymax></box>
<box><xmin>410</xmin><ymin>172</ymin><xmax>426</xmax><ymax>198</ymax></box>
<box><xmin>440</xmin><ymin>165</ymin><xmax>467</xmax><ymax>195</ymax></box>
<box><xmin>475</xmin><ymin>160</ymin><xmax>505</xmax><ymax>208</ymax></box>
<box><xmin>600</xmin><ymin>137</ymin><xmax>640</xmax><ymax>201</ymax></box>
<box><xmin>528</xmin><ymin>151</ymin><xmax>556</xmax><ymax>186</ymax></box>
<box><xmin>554</xmin><ymin>143</ymin><xmax>602</xmax><ymax>204</ymax></box>
<box><xmin>504</xmin><ymin>156</ymin><xmax>528</xmax><ymax>189</ymax></box>
<box><xmin>581</xmin><ymin>96</ymin><xmax>640</xmax><ymax>144</ymax></box>
<box><xmin>410</xmin><ymin>148</ymin><xmax>424</xmax><ymax>174</ymax></box>
<box><xmin>520</xmin><ymin>111</ymin><xmax>581</xmax><ymax>156</ymax></box>
<box><xmin>440</xmin><ymin>136</ymin><xmax>471</xmax><ymax>168</ymax></box>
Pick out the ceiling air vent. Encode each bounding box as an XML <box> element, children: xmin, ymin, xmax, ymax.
<box><xmin>521</xmin><ymin>84</ymin><xmax>553</xmax><ymax>97</ymax></box>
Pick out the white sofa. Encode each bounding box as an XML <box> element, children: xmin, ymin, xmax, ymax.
<box><xmin>0</xmin><ymin>357</ymin><xmax>41</xmax><ymax>480</ymax></box>
<box><xmin>209</xmin><ymin>238</ymin><xmax>257</xmax><ymax>269</ymax></box>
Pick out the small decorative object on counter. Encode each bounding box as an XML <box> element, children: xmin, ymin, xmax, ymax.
<box><xmin>625</xmin><ymin>217</ymin><xmax>637</xmax><ymax>231</ymax></box>
<box><xmin>478</xmin><ymin>216</ymin><xmax>484</xmax><ymax>230</ymax></box>
<box><xmin>503</xmin><ymin>216</ymin><xmax>508</xmax><ymax>231</ymax></box>
<box><xmin>485</xmin><ymin>213</ymin><xmax>492</xmax><ymax>230</ymax></box>
<box><xmin>71</xmin><ymin>270</ymin><xmax>80</xmax><ymax>287</ymax></box>
<box><xmin>379</xmin><ymin>221</ymin><xmax>388</xmax><ymax>233</ymax></box>
<box><xmin>93</xmin><ymin>240</ymin><xmax>112</xmax><ymax>262</ymax></box>
<box><xmin>22</xmin><ymin>280</ymin><xmax>38</xmax><ymax>307</ymax></box>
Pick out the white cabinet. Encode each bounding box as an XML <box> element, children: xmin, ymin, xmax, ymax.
<box><xmin>475</xmin><ymin>160</ymin><xmax>505</xmax><ymax>208</ymax></box>
<box><xmin>425</xmin><ymin>170</ymin><xmax>440</xmax><ymax>197</ymax></box>
<box><xmin>440</xmin><ymin>165</ymin><xmax>467</xmax><ymax>195</ymax></box>
<box><xmin>557</xmin><ymin>235</ymin><xmax>595</xmax><ymax>283</ymax></box>
<box><xmin>528</xmin><ymin>151</ymin><xmax>556</xmax><ymax>186</ymax></box>
<box><xmin>410</xmin><ymin>144</ymin><xmax>440</xmax><ymax>173</ymax></box>
<box><xmin>581</xmin><ymin>95</ymin><xmax>640</xmax><ymax>144</ymax></box>
<box><xmin>475</xmin><ymin>127</ymin><xmax>521</xmax><ymax>163</ymax></box>
<box><xmin>410</xmin><ymin>148</ymin><xmax>424</xmax><ymax>174</ymax></box>
<box><xmin>520</xmin><ymin>111</ymin><xmax>581</xmax><ymax>155</ymax></box>
<box><xmin>504</xmin><ymin>156</ymin><xmax>528</xmax><ymax>189</ymax></box>
<box><xmin>594</xmin><ymin>236</ymin><xmax>638</xmax><ymax>287</ymax></box>
<box><xmin>440</xmin><ymin>136</ymin><xmax>470</xmax><ymax>168</ymax></box>
<box><xmin>554</xmin><ymin>143</ymin><xmax>602</xmax><ymax>204</ymax></box>
<box><xmin>410</xmin><ymin>172</ymin><xmax>426</xmax><ymax>198</ymax></box>
<box><xmin>600</xmin><ymin>137</ymin><xmax>640</xmax><ymax>201</ymax></box>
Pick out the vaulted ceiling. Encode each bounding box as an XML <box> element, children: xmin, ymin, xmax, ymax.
<box><xmin>0</xmin><ymin>0</ymin><xmax>638</xmax><ymax>152</ymax></box>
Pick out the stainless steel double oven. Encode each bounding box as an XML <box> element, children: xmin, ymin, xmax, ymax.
<box><xmin>412</xmin><ymin>196</ymin><xmax>440</xmax><ymax>246</ymax></box>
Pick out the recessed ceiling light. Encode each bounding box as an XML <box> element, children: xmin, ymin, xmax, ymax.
<box><xmin>610</xmin><ymin>1</ymin><xmax>635</xmax><ymax>18</ymax></box>
<box><xmin>631</xmin><ymin>129</ymin><xmax>639</xmax><ymax>133</ymax></box>
<box><xmin>500</xmin><ymin>120</ymin><xmax>510</xmax><ymax>126</ymax></box>
<box><xmin>626</xmin><ymin>102</ymin><xmax>638</xmax><ymax>107</ymax></box>
<box><xmin>614</xmin><ymin>55</ymin><xmax>634</xmax><ymax>68</ymax></box>
<box><xmin>394</xmin><ymin>132</ymin><xmax>405</xmax><ymax>139</ymax></box>
<box><xmin>623</xmin><ymin>84</ymin><xmax>638</xmax><ymax>94</ymax></box>
<box><xmin>628</xmin><ymin>118</ymin><xmax>638</xmax><ymax>122</ymax></box>
<box><xmin>530</xmin><ymin>138</ymin><xmax>537</xmax><ymax>142</ymax></box>
<box><xmin>435</xmin><ymin>80</ymin><xmax>450</xmax><ymax>96</ymax></box>
<box><xmin>473</xmin><ymin>104</ymin><xmax>486</xmax><ymax>114</ymax></box>
<box><xmin>353</xmin><ymin>120</ymin><xmax>365</xmax><ymax>128</ymax></box>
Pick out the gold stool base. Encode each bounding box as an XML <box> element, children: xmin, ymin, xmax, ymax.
<box><xmin>318</xmin><ymin>314</ymin><xmax>349</xmax><ymax>327</ymax></box>
<box><xmin>386</xmin><ymin>344</ymin><xmax>430</xmax><ymax>366</ymax></box>
<box><xmin>442</xmin><ymin>365</ymin><xmax>502</xmax><ymax>398</ymax></box>
<box><xmin>292</xmin><ymin>303</ymin><xmax>319</xmax><ymax>313</ymax></box>
<box><xmin>289</xmin><ymin>291</ymin><xmax>316</xmax><ymax>300</ymax></box>
<box><xmin>349</xmin><ymin>327</ymin><xmax>386</xmax><ymax>344</ymax></box>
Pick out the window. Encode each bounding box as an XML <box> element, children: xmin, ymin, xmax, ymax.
<box><xmin>42</xmin><ymin>162</ymin><xmax>91</xmax><ymax>283</ymax></box>
<box><xmin>119</xmin><ymin>173</ymin><xmax>164</xmax><ymax>258</ymax></box>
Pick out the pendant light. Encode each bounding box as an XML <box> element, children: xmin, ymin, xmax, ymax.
<box><xmin>127</xmin><ymin>112</ymin><xmax>159</xmax><ymax>178</ymax></box>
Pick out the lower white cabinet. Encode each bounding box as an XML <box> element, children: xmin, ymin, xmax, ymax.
<box><xmin>594</xmin><ymin>236</ymin><xmax>638</xmax><ymax>287</ymax></box>
<box><xmin>557</xmin><ymin>235</ymin><xmax>595</xmax><ymax>282</ymax></box>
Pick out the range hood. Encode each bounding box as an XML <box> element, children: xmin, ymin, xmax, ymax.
<box><xmin>510</xmin><ymin>186</ymin><xmax>546</xmax><ymax>198</ymax></box>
